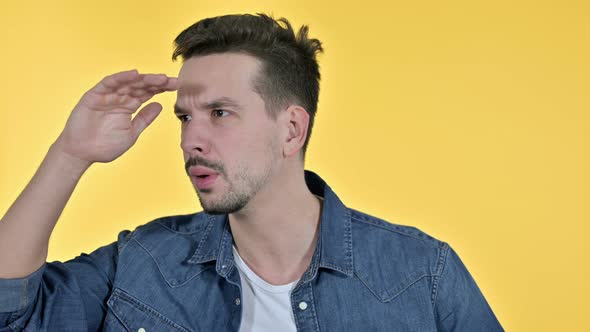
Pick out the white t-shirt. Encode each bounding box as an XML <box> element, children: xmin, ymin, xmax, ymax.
<box><xmin>233</xmin><ymin>245</ymin><xmax>299</xmax><ymax>332</ymax></box>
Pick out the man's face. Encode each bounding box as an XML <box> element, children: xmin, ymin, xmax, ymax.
<box><xmin>175</xmin><ymin>53</ymin><xmax>282</xmax><ymax>214</ymax></box>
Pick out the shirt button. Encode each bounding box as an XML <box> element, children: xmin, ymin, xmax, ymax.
<box><xmin>138</xmin><ymin>328</ymin><xmax>146</xmax><ymax>332</ymax></box>
<box><xmin>235</xmin><ymin>298</ymin><xmax>241</xmax><ymax>305</ymax></box>
<box><xmin>298</xmin><ymin>301</ymin><xmax>308</xmax><ymax>310</ymax></box>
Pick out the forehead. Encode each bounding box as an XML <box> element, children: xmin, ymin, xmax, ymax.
<box><xmin>177</xmin><ymin>53</ymin><xmax>262</xmax><ymax>102</ymax></box>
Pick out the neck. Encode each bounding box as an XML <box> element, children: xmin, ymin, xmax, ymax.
<box><xmin>228</xmin><ymin>167</ymin><xmax>322</xmax><ymax>285</ymax></box>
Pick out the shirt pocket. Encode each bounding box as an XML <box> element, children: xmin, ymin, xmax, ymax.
<box><xmin>104</xmin><ymin>288</ymin><xmax>191</xmax><ymax>332</ymax></box>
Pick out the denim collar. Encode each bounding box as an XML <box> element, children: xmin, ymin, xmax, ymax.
<box><xmin>186</xmin><ymin>170</ymin><xmax>354</xmax><ymax>280</ymax></box>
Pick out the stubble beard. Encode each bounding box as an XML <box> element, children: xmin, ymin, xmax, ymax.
<box><xmin>197</xmin><ymin>162</ymin><xmax>274</xmax><ymax>215</ymax></box>
<box><xmin>195</xmin><ymin>136</ymin><xmax>280</xmax><ymax>215</ymax></box>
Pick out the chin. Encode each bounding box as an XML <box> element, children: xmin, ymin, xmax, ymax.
<box><xmin>200</xmin><ymin>198</ymin><xmax>247</xmax><ymax>215</ymax></box>
<box><xmin>202</xmin><ymin>208</ymin><xmax>228</xmax><ymax>215</ymax></box>
<box><xmin>203</xmin><ymin>206</ymin><xmax>242</xmax><ymax>215</ymax></box>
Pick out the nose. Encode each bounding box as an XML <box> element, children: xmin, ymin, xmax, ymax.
<box><xmin>180</xmin><ymin>119</ymin><xmax>212</xmax><ymax>156</ymax></box>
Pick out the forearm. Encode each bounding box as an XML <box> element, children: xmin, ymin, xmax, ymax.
<box><xmin>0</xmin><ymin>70</ymin><xmax>174</xmax><ymax>280</ymax></box>
<box><xmin>0</xmin><ymin>142</ymin><xmax>91</xmax><ymax>278</ymax></box>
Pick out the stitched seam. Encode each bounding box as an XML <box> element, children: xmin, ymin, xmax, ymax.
<box><xmin>320</xmin><ymin>262</ymin><xmax>344</xmax><ymax>271</ymax></box>
<box><xmin>156</xmin><ymin>222</ymin><xmax>200</xmax><ymax>234</ymax></box>
<box><xmin>355</xmin><ymin>270</ymin><xmax>387</xmax><ymax>300</ymax></box>
<box><xmin>155</xmin><ymin>216</ymin><xmax>206</xmax><ymax>235</ymax></box>
<box><xmin>310</xmin><ymin>283</ymin><xmax>321</xmax><ymax>332</ymax></box>
<box><xmin>108</xmin><ymin>300</ymin><xmax>132</xmax><ymax>331</ymax></box>
<box><xmin>217</xmin><ymin>220</ymin><xmax>235</xmax><ymax>275</ymax></box>
<box><xmin>344</xmin><ymin>208</ymin><xmax>353</xmax><ymax>274</ymax></box>
<box><xmin>318</xmin><ymin>209</ymin><xmax>354</xmax><ymax>276</ymax></box>
<box><xmin>355</xmin><ymin>270</ymin><xmax>431</xmax><ymax>302</ymax></box>
<box><xmin>198</xmin><ymin>217</ymin><xmax>216</xmax><ymax>256</ymax></box>
<box><xmin>20</xmin><ymin>277</ymin><xmax>28</xmax><ymax>311</ymax></box>
<box><xmin>132</xmin><ymin>238</ymin><xmax>212</xmax><ymax>288</ymax></box>
<box><xmin>111</xmin><ymin>289</ymin><xmax>190</xmax><ymax>332</ymax></box>
<box><xmin>291</xmin><ymin>291</ymin><xmax>302</xmax><ymax>332</ymax></box>
<box><xmin>386</xmin><ymin>274</ymin><xmax>431</xmax><ymax>301</ymax></box>
<box><xmin>431</xmin><ymin>243</ymin><xmax>450</xmax><ymax>312</ymax></box>
<box><xmin>7</xmin><ymin>283</ymin><xmax>29</xmax><ymax>331</ymax></box>
<box><xmin>188</xmin><ymin>216</ymin><xmax>216</xmax><ymax>263</ymax></box>
<box><xmin>132</xmin><ymin>238</ymin><xmax>172</xmax><ymax>287</ymax></box>
<box><xmin>103</xmin><ymin>307</ymin><xmax>131</xmax><ymax>331</ymax></box>
<box><xmin>117</xmin><ymin>230</ymin><xmax>135</xmax><ymax>255</ymax></box>
<box><xmin>350</xmin><ymin>215</ymin><xmax>440</xmax><ymax>247</ymax></box>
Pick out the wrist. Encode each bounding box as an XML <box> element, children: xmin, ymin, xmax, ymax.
<box><xmin>47</xmin><ymin>141</ymin><xmax>93</xmax><ymax>179</ymax></box>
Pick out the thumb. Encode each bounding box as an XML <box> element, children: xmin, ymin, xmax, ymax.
<box><xmin>131</xmin><ymin>102</ymin><xmax>163</xmax><ymax>140</ymax></box>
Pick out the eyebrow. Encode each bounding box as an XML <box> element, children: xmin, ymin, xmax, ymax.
<box><xmin>174</xmin><ymin>97</ymin><xmax>243</xmax><ymax>114</ymax></box>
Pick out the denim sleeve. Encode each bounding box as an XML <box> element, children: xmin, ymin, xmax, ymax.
<box><xmin>0</xmin><ymin>229</ymin><xmax>132</xmax><ymax>332</ymax></box>
<box><xmin>433</xmin><ymin>244</ymin><xmax>504</xmax><ymax>331</ymax></box>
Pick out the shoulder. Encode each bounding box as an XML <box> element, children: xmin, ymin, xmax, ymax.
<box><xmin>114</xmin><ymin>211</ymin><xmax>215</xmax><ymax>287</ymax></box>
<box><xmin>119</xmin><ymin>211</ymin><xmax>211</xmax><ymax>253</ymax></box>
<box><xmin>349</xmin><ymin>208</ymin><xmax>445</xmax><ymax>250</ymax></box>
<box><xmin>348</xmin><ymin>207</ymin><xmax>449</xmax><ymax>302</ymax></box>
<box><xmin>136</xmin><ymin>211</ymin><xmax>210</xmax><ymax>234</ymax></box>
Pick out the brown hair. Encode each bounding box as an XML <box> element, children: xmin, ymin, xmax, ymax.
<box><xmin>172</xmin><ymin>13</ymin><xmax>324</xmax><ymax>160</ymax></box>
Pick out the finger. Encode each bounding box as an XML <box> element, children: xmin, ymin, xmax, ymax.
<box><xmin>131</xmin><ymin>102</ymin><xmax>163</xmax><ymax>140</ymax></box>
<box><xmin>94</xmin><ymin>94</ymin><xmax>142</xmax><ymax>111</ymax></box>
<box><xmin>163</xmin><ymin>77</ymin><xmax>178</xmax><ymax>91</ymax></box>
<box><xmin>143</xmin><ymin>74</ymin><xmax>168</xmax><ymax>85</ymax></box>
<box><xmin>130</xmin><ymin>89</ymin><xmax>151</xmax><ymax>97</ymax></box>
<box><xmin>143</xmin><ymin>86</ymin><xmax>162</xmax><ymax>93</ymax></box>
<box><xmin>130</xmin><ymin>80</ymin><xmax>178</xmax><ymax>102</ymax></box>
<box><xmin>116</xmin><ymin>76</ymin><xmax>178</xmax><ymax>96</ymax></box>
<box><xmin>93</xmin><ymin>69</ymin><xmax>141</xmax><ymax>94</ymax></box>
<box><xmin>88</xmin><ymin>95</ymin><xmax>141</xmax><ymax>113</ymax></box>
<box><xmin>137</xmin><ymin>92</ymin><xmax>157</xmax><ymax>104</ymax></box>
<box><xmin>138</xmin><ymin>78</ymin><xmax>178</xmax><ymax>94</ymax></box>
<box><xmin>119</xmin><ymin>89</ymin><xmax>161</xmax><ymax>104</ymax></box>
<box><xmin>128</xmin><ymin>74</ymin><xmax>169</xmax><ymax>89</ymax></box>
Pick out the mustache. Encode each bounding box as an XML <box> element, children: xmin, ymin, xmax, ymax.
<box><xmin>185</xmin><ymin>155</ymin><xmax>225</xmax><ymax>177</ymax></box>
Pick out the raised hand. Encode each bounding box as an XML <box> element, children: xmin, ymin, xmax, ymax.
<box><xmin>53</xmin><ymin>69</ymin><xmax>177</xmax><ymax>166</ymax></box>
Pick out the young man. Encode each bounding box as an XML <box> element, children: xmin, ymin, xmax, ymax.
<box><xmin>0</xmin><ymin>13</ymin><xmax>503</xmax><ymax>331</ymax></box>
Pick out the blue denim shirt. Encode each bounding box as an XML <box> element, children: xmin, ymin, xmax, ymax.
<box><xmin>0</xmin><ymin>170</ymin><xmax>503</xmax><ymax>331</ymax></box>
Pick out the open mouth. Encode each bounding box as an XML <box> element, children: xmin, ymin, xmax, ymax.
<box><xmin>193</xmin><ymin>173</ymin><xmax>219</xmax><ymax>190</ymax></box>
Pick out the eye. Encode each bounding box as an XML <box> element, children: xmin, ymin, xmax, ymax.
<box><xmin>176</xmin><ymin>114</ymin><xmax>192</xmax><ymax>123</ymax></box>
<box><xmin>212</xmin><ymin>109</ymin><xmax>230</xmax><ymax>118</ymax></box>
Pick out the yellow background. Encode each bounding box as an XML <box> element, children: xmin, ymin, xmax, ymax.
<box><xmin>1</xmin><ymin>0</ymin><xmax>588</xmax><ymax>330</ymax></box>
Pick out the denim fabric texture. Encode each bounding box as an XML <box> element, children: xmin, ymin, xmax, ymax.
<box><xmin>0</xmin><ymin>170</ymin><xmax>503</xmax><ymax>331</ymax></box>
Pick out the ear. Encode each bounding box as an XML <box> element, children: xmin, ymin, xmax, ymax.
<box><xmin>280</xmin><ymin>105</ymin><xmax>309</xmax><ymax>158</ymax></box>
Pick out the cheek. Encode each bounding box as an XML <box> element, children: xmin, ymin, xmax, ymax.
<box><xmin>223</xmin><ymin>118</ymin><xmax>281</xmax><ymax>164</ymax></box>
<box><xmin>267</xmin><ymin>134</ymin><xmax>282</xmax><ymax>156</ymax></box>
<box><xmin>240</xmin><ymin>122</ymin><xmax>275</xmax><ymax>151</ymax></box>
